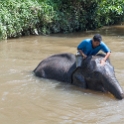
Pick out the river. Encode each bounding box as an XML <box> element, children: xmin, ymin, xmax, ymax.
<box><xmin>0</xmin><ymin>25</ymin><xmax>124</xmax><ymax>124</ymax></box>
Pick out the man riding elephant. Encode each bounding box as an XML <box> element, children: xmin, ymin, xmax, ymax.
<box><xmin>33</xmin><ymin>34</ymin><xmax>124</xmax><ymax>100</ymax></box>
<box><xmin>76</xmin><ymin>34</ymin><xmax>111</xmax><ymax>67</ymax></box>
<box><xmin>34</xmin><ymin>52</ymin><xmax>124</xmax><ymax>100</ymax></box>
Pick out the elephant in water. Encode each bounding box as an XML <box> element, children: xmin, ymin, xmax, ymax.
<box><xmin>33</xmin><ymin>53</ymin><xmax>124</xmax><ymax>100</ymax></box>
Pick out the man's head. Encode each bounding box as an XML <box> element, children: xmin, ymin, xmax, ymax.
<box><xmin>92</xmin><ymin>34</ymin><xmax>102</xmax><ymax>48</ymax></box>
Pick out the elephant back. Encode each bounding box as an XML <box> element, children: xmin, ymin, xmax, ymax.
<box><xmin>34</xmin><ymin>53</ymin><xmax>76</xmax><ymax>83</ymax></box>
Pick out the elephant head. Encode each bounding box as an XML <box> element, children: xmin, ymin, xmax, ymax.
<box><xmin>72</xmin><ymin>54</ymin><xmax>124</xmax><ymax>100</ymax></box>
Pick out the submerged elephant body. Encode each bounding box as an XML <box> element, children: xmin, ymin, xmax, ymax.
<box><xmin>34</xmin><ymin>53</ymin><xmax>124</xmax><ymax>100</ymax></box>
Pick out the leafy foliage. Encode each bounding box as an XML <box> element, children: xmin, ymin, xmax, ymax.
<box><xmin>97</xmin><ymin>0</ymin><xmax>124</xmax><ymax>25</ymax></box>
<box><xmin>0</xmin><ymin>0</ymin><xmax>124</xmax><ymax>40</ymax></box>
<box><xmin>0</xmin><ymin>0</ymin><xmax>55</xmax><ymax>39</ymax></box>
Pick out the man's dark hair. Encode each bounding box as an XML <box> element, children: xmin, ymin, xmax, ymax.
<box><xmin>93</xmin><ymin>34</ymin><xmax>102</xmax><ymax>42</ymax></box>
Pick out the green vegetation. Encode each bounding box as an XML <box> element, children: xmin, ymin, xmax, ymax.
<box><xmin>0</xmin><ymin>0</ymin><xmax>124</xmax><ymax>40</ymax></box>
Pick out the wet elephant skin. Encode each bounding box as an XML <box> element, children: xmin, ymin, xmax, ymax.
<box><xmin>34</xmin><ymin>53</ymin><xmax>124</xmax><ymax>100</ymax></box>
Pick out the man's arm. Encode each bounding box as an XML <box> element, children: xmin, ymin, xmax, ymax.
<box><xmin>101</xmin><ymin>52</ymin><xmax>111</xmax><ymax>65</ymax></box>
<box><xmin>77</xmin><ymin>40</ymin><xmax>88</xmax><ymax>59</ymax></box>
<box><xmin>78</xmin><ymin>49</ymin><xmax>87</xmax><ymax>59</ymax></box>
<box><xmin>103</xmin><ymin>52</ymin><xmax>111</xmax><ymax>61</ymax></box>
<box><xmin>101</xmin><ymin>41</ymin><xmax>111</xmax><ymax>65</ymax></box>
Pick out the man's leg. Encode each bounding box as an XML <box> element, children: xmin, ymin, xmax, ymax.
<box><xmin>75</xmin><ymin>51</ymin><xmax>83</xmax><ymax>68</ymax></box>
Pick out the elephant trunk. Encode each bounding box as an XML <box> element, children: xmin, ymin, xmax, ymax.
<box><xmin>103</xmin><ymin>75</ymin><xmax>124</xmax><ymax>100</ymax></box>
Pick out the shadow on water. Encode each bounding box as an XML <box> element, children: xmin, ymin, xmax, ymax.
<box><xmin>48</xmin><ymin>25</ymin><xmax>124</xmax><ymax>38</ymax></box>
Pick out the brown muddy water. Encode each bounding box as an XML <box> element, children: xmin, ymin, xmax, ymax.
<box><xmin>0</xmin><ymin>25</ymin><xmax>124</xmax><ymax>124</ymax></box>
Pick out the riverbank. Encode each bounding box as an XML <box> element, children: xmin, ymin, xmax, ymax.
<box><xmin>0</xmin><ymin>0</ymin><xmax>124</xmax><ymax>40</ymax></box>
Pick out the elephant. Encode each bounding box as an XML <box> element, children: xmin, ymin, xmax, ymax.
<box><xmin>33</xmin><ymin>53</ymin><xmax>124</xmax><ymax>100</ymax></box>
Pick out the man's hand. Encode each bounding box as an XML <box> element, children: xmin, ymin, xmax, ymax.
<box><xmin>82</xmin><ymin>53</ymin><xmax>87</xmax><ymax>59</ymax></box>
<box><xmin>100</xmin><ymin>52</ymin><xmax>111</xmax><ymax>66</ymax></box>
<box><xmin>78</xmin><ymin>50</ymin><xmax>87</xmax><ymax>59</ymax></box>
<box><xmin>100</xmin><ymin>59</ymin><xmax>105</xmax><ymax>66</ymax></box>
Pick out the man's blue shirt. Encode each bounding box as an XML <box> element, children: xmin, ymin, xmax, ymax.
<box><xmin>77</xmin><ymin>39</ymin><xmax>110</xmax><ymax>56</ymax></box>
